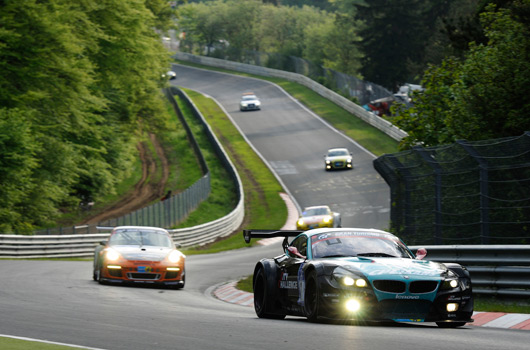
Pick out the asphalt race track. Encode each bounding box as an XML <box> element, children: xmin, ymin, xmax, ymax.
<box><xmin>1</xmin><ymin>65</ymin><xmax>529</xmax><ymax>350</ymax></box>
<box><xmin>172</xmin><ymin>63</ymin><xmax>390</xmax><ymax>229</ymax></box>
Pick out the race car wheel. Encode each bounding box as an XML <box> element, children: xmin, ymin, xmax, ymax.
<box><xmin>436</xmin><ymin>322</ymin><xmax>466</xmax><ymax>328</ymax></box>
<box><xmin>254</xmin><ymin>267</ymin><xmax>285</xmax><ymax>319</ymax></box>
<box><xmin>304</xmin><ymin>270</ymin><xmax>321</xmax><ymax>322</ymax></box>
<box><xmin>96</xmin><ymin>268</ymin><xmax>106</xmax><ymax>285</ymax></box>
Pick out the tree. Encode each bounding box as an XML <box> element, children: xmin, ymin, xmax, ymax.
<box><xmin>353</xmin><ymin>0</ymin><xmax>430</xmax><ymax>90</ymax></box>
<box><xmin>393</xmin><ymin>1</ymin><xmax>530</xmax><ymax>148</ymax></box>
<box><xmin>0</xmin><ymin>0</ymin><xmax>172</xmax><ymax>232</ymax></box>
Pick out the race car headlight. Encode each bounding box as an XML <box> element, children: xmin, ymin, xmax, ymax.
<box><xmin>322</xmin><ymin>216</ymin><xmax>332</xmax><ymax>224</ymax></box>
<box><xmin>333</xmin><ymin>268</ymin><xmax>367</xmax><ymax>288</ymax></box>
<box><xmin>325</xmin><ymin>160</ymin><xmax>331</xmax><ymax>164</ymax></box>
<box><xmin>168</xmin><ymin>250</ymin><xmax>183</xmax><ymax>263</ymax></box>
<box><xmin>446</xmin><ymin>303</ymin><xmax>459</xmax><ymax>312</ymax></box>
<box><xmin>441</xmin><ymin>278</ymin><xmax>459</xmax><ymax>290</ymax></box>
<box><xmin>297</xmin><ymin>219</ymin><xmax>304</xmax><ymax>226</ymax></box>
<box><xmin>347</xmin><ymin>158</ymin><xmax>352</xmax><ymax>163</ymax></box>
<box><xmin>105</xmin><ymin>249</ymin><xmax>120</xmax><ymax>261</ymax></box>
<box><xmin>345</xmin><ymin>299</ymin><xmax>361</xmax><ymax>312</ymax></box>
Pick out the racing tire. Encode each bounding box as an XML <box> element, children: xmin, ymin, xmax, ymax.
<box><xmin>304</xmin><ymin>270</ymin><xmax>321</xmax><ymax>322</ymax></box>
<box><xmin>436</xmin><ymin>322</ymin><xmax>466</xmax><ymax>328</ymax></box>
<box><xmin>96</xmin><ymin>268</ymin><xmax>107</xmax><ymax>285</ymax></box>
<box><xmin>253</xmin><ymin>267</ymin><xmax>285</xmax><ymax>319</ymax></box>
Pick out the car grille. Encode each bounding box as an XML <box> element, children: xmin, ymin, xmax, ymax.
<box><xmin>378</xmin><ymin>300</ymin><xmax>432</xmax><ymax>320</ymax></box>
<box><xmin>373</xmin><ymin>280</ymin><xmax>406</xmax><ymax>293</ymax></box>
<box><xmin>126</xmin><ymin>273</ymin><xmax>161</xmax><ymax>280</ymax></box>
<box><xmin>373</xmin><ymin>280</ymin><xmax>439</xmax><ymax>294</ymax></box>
<box><xmin>248</xmin><ymin>104</ymin><xmax>255</xmax><ymax>108</ymax></box>
<box><xmin>333</xmin><ymin>161</ymin><xmax>345</xmax><ymax>167</ymax></box>
<box><xmin>409</xmin><ymin>280</ymin><xmax>439</xmax><ymax>293</ymax></box>
<box><xmin>108</xmin><ymin>269</ymin><xmax>122</xmax><ymax>278</ymax></box>
<box><xmin>165</xmin><ymin>271</ymin><xmax>179</xmax><ymax>279</ymax></box>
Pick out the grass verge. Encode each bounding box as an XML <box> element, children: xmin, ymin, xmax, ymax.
<box><xmin>0</xmin><ymin>336</ymin><xmax>81</xmax><ymax>350</ymax></box>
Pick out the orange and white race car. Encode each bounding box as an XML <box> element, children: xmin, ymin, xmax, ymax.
<box><xmin>93</xmin><ymin>226</ymin><xmax>185</xmax><ymax>288</ymax></box>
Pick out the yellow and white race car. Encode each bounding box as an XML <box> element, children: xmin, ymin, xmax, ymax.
<box><xmin>325</xmin><ymin>147</ymin><xmax>353</xmax><ymax>170</ymax></box>
<box><xmin>296</xmin><ymin>205</ymin><xmax>341</xmax><ymax>231</ymax></box>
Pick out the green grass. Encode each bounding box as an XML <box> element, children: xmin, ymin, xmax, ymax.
<box><xmin>160</xmin><ymin>100</ymin><xmax>204</xmax><ymax>192</ymax></box>
<box><xmin>474</xmin><ymin>296</ymin><xmax>530</xmax><ymax>313</ymax></box>
<box><xmin>170</xmin><ymin>91</ymin><xmax>239</xmax><ymax>229</ymax></box>
<box><xmin>0</xmin><ymin>336</ymin><xmax>82</xmax><ymax>350</ymax></box>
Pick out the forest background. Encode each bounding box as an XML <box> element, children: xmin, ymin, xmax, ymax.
<box><xmin>1</xmin><ymin>0</ymin><xmax>529</xmax><ymax>233</ymax></box>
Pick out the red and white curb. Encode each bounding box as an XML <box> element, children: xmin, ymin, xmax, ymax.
<box><xmin>472</xmin><ymin>311</ymin><xmax>530</xmax><ymax>330</ymax></box>
<box><xmin>213</xmin><ymin>283</ymin><xmax>530</xmax><ymax>330</ymax></box>
<box><xmin>213</xmin><ymin>281</ymin><xmax>254</xmax><ymax>307</ymax></box>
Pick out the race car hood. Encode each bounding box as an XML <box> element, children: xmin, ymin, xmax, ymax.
<box><xmin>326</xmin><ymin>155</ymin><xmax>351</xmax><ymax>162</ymax></box>
<box><xmin>111</xmin><ymin>246</ymin><xmax>172</xmax><ymax>261</ymax></box>
<box><xmin>301</xmin><ymin>215</ymin><xmax>330</xmax><ymax>224</ymax></box>
<box><xmin>331</xmin><ymin>257</ymin><xmax>447</xmax><ymax>279</ymax></box>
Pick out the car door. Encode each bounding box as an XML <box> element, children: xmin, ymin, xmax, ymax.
<box><xmin>277</xmin><ymin>235</ymin><xmax>308</xmax><ymax>315</ymax></box>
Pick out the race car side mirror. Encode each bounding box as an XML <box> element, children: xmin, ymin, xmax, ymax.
<box><xmin>287</xmin><ymin>246</ymin><xmax>306</xmax><ymax>259</ymax></box>
<box><xmin>175</xmin><ymin>243</ymin><xmax>182</xmax><ymax>249</ymax></box>
<box><xmin>99</xmin><ymin>241</ymin><xmax>106</xmax><ymax>246</ymax></box>
<box><xmin>416</xmin><ymin>247</ymin><xmax>427</xmax><ymax>260</ymax></box>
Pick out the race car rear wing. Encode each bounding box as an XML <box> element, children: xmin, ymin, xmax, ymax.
<box><xmin>243</xmin><ymin>229</ymin><xmax>303</xmax><ymax>243</ymax></box>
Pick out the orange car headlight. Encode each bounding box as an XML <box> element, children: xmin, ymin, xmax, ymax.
<box><xmin>105</xmin><ymin>248</ymin><xmax>120</xmax><ymax>261</ymax></box>
<box><xmin>168</xmin><ymin>250</ymin><xmax>183</xmax><ymax>263</ymax></box>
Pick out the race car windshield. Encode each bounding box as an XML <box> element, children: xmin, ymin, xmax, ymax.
<box><xmin>109</xmin><ymin>230</ymin><xmax>173</xmax><ymax>248</ymax></box>
<box><xmin>311</xmin><ymin>233</ymin><xmax>412</xmax><ymax>259</ymax></box>
<box><xmin>242</xmin><ymin>95</ymin><xmax>257</xmax><ymax>101</ymax></box>
<box><xmin>328</xmin><ymin>150</ymin><xmax>348</xmax><ymax>157</ymax></box>
<box><xmin>303</xmin><ymin>207</ymin><xmax>329</xmax><ymax>216</ymax></box>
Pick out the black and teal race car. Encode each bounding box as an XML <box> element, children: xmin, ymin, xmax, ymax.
<box><xmin>244</xmin><ymin>228</ymin><xmax>473</xmax><ymax>327</ymax></box>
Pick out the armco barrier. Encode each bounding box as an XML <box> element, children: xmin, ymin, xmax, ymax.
<box><xmin>410</xmin><ymin>245</ymin><xmax>530</xmax><ymax>297</ymax></box>
<box><xmin>173</xmin><ymin>52</ymin><xmax>408</xmax><ymax>142</ymax></box>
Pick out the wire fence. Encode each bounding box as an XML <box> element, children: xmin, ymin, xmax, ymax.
<box><xmin>374</xmin><ymin>132</ymin><xmax>530</xmax><ymax>245</ymax></box>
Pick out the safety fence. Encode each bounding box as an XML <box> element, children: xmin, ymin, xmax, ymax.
<box><xmin>374</xmin><ymin>132</ymin><xmax>530</xmax><ymax>245</ymax></box>
<box><xmin>410</xmin><ymin>245</ymin><xmax>530</xmax><ymax>298</ymax></box>
<box><xmin>173</xmin><ymin>52</ymin><xmax>407</xmax><ymax>142</ymax></box>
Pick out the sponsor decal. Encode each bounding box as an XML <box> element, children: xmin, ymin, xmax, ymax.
<box><xmin>297</xmin><ymin>263</ymin><xmax>305</xmax><ymax>306</ymax></box>
<box><xmin>278</xmin><ymin>272</ymin><xmax>298</xmax><ymax>289</ymax></box>
<box><xmin>394</xmin><ymin>318</ymin><xmax>424</xmax><ymax>322</ymax></box>
<box><xmin>395</xmin><ymin>295</ymin><xmax>420</xmax><ymax>300</ymax></box>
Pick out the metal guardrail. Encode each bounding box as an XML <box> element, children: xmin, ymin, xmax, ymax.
<box><xmin>410</xmin><ymin>245</ymin><xmax>530</xmax><ymax>297</ymax></box>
